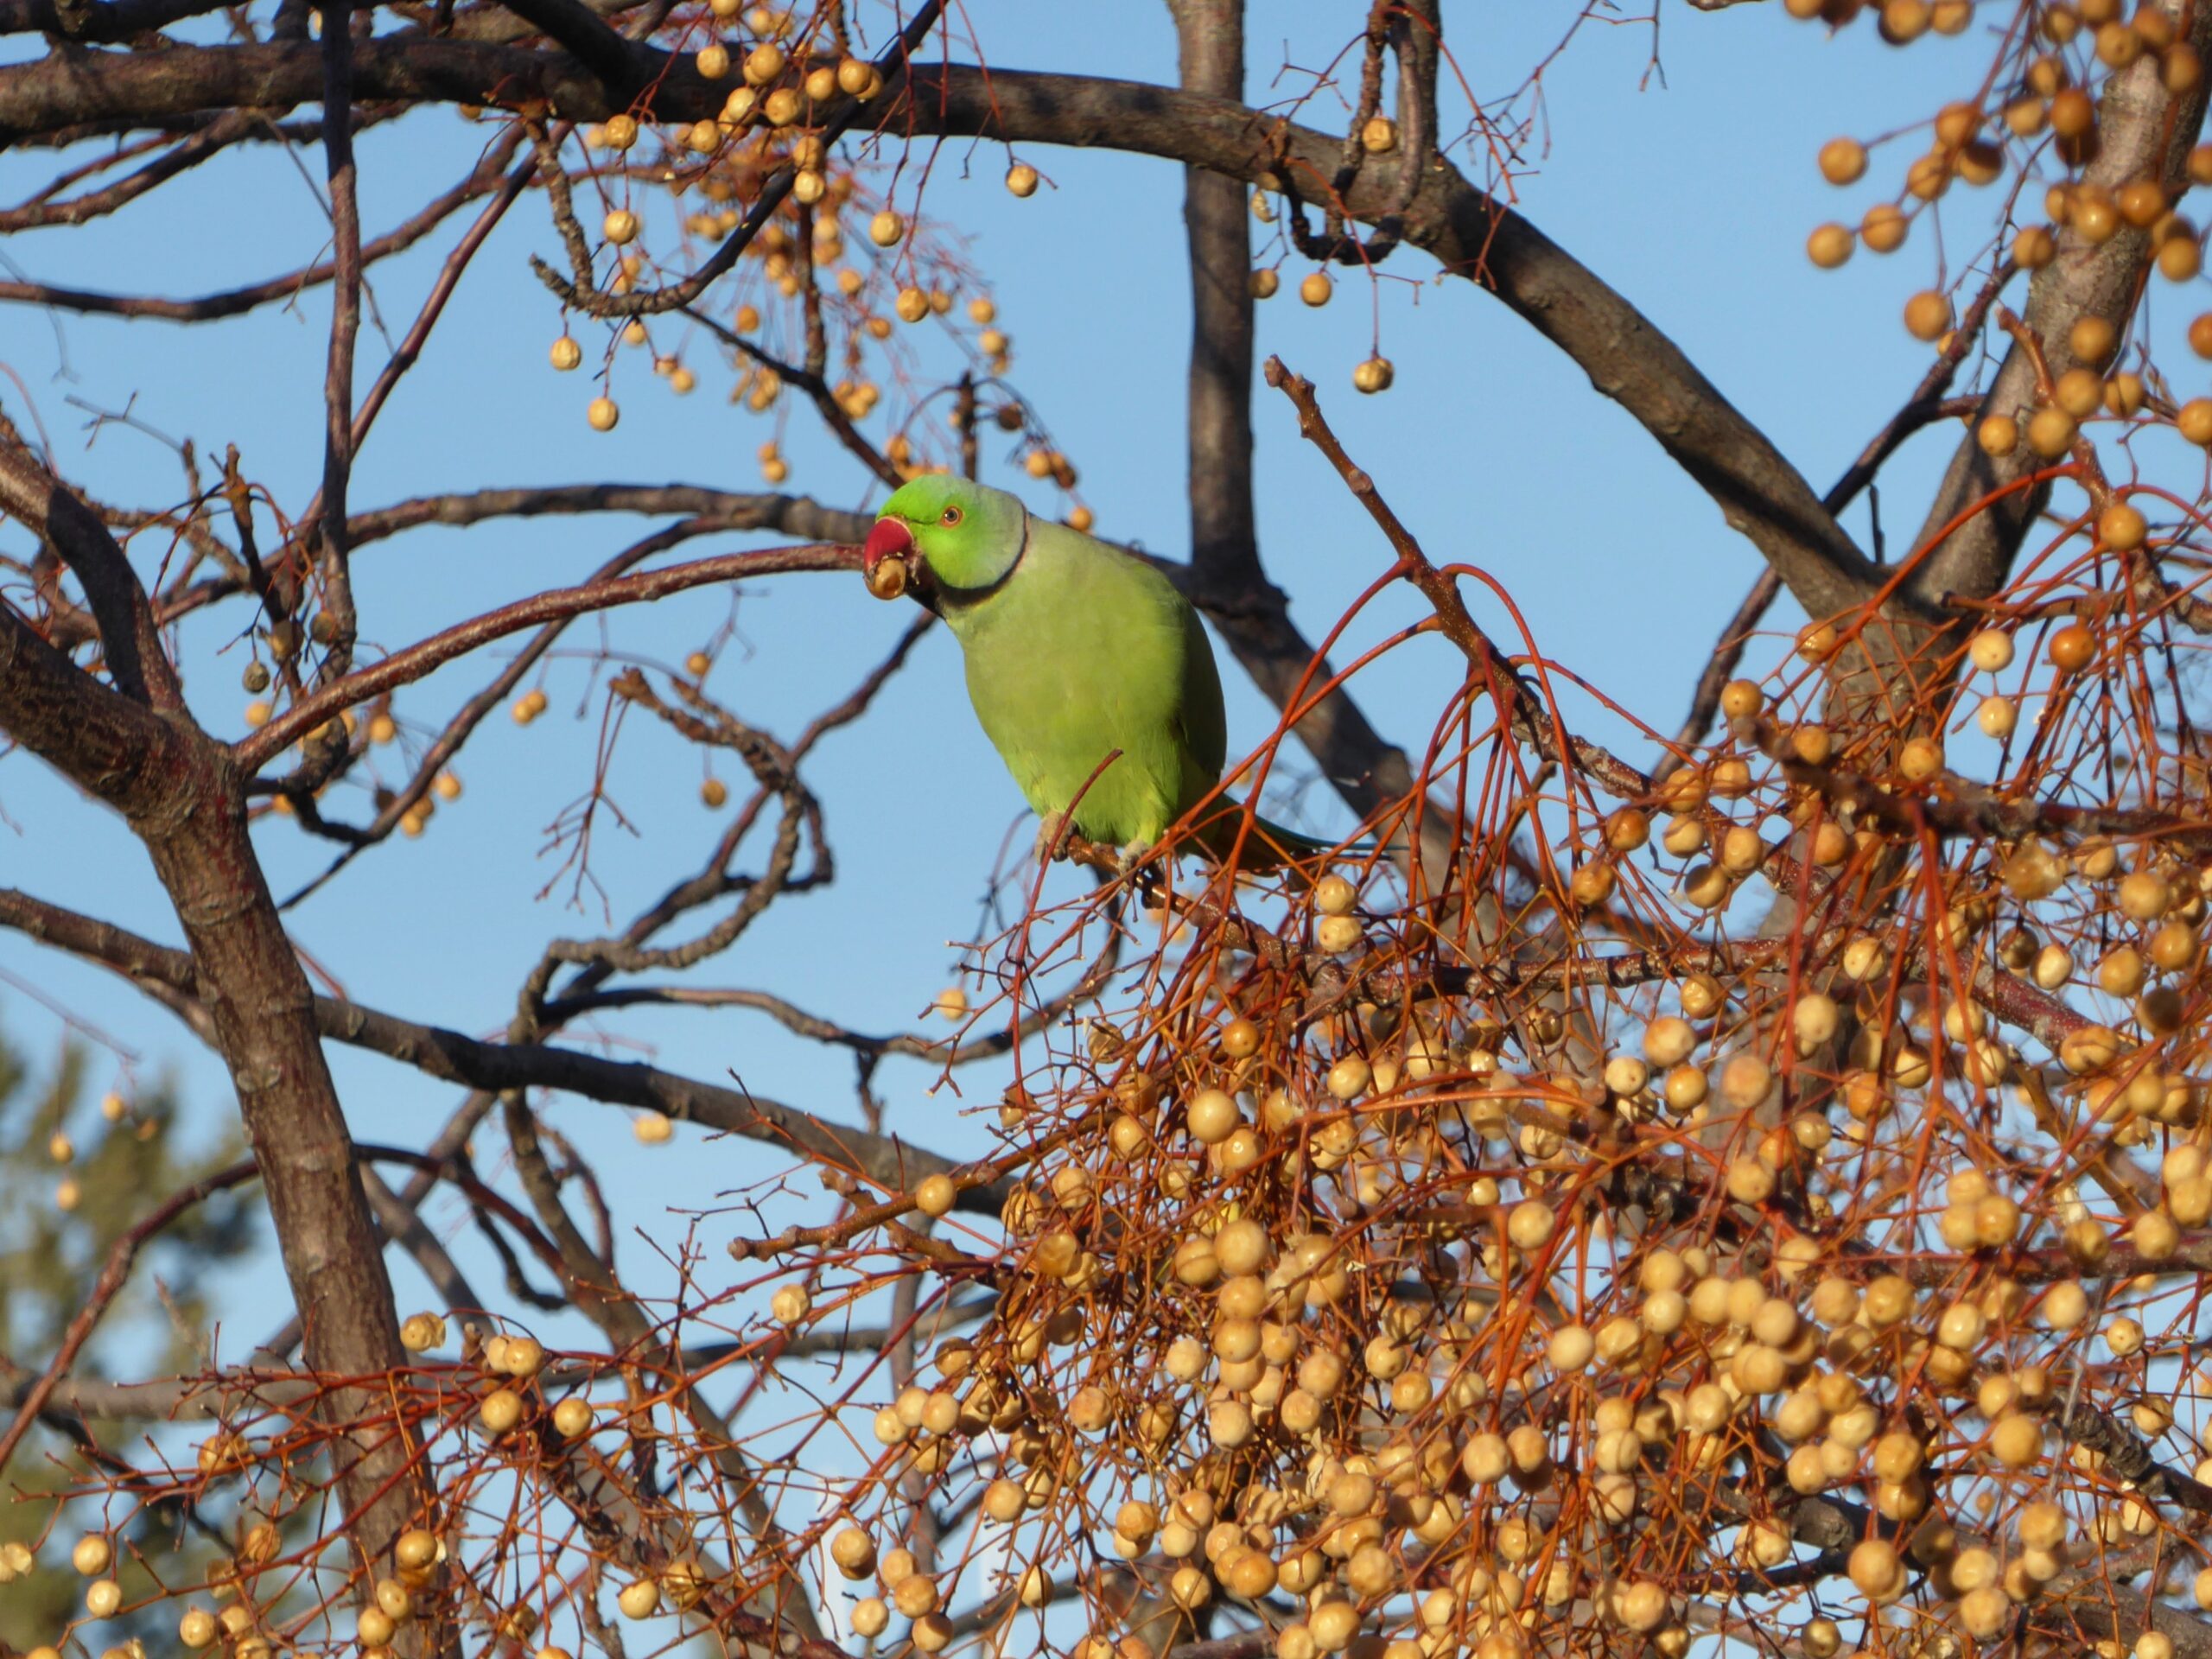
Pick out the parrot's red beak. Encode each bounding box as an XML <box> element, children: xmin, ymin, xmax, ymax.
<box><xmin>864</xmin><ymin>516</ymin><xmax>916</xmax><ymax>576</ymax></box>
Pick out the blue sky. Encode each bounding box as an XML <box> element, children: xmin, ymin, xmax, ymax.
<box><xmin>0</xmin><ymin>2</ymin><xmax>2039</xmax><ymax>1367</ymax></box>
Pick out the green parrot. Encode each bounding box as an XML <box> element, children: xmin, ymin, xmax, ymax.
<box><xmin>862</xmin><ymin>474</ymin><xmax>1328</xmax><ymax>871</ymax></box>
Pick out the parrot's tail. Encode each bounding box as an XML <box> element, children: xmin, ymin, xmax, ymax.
<box><xmin>1185</xmin><ymin>799</ymin><xmax>1375</xmax><ymax>880</ymax></box>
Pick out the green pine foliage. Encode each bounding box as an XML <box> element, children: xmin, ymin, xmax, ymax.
<box><xmin>0</xmin><ymin>1009</ymin><xmax>264</xmax><ymax>1656</ymax></box>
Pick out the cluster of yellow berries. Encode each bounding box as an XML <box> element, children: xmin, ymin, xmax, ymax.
<box><xmin>546</xmin><ymin>3</ymin><xmax>1046</xmax><ymax>448</ymax></box>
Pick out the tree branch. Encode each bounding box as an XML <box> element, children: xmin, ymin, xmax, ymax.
<box><xmin>1907</xmin><ymin>0</ymin><xmax>2212</xmax><ymax>612</ymax></box>
<box><xmin>0</xmin><ymin>133</ymin><xmax>519</xmax><ymax>320</ymax></box>
<box><xmin>236</xmin><ymin>537</ymin><xmax>857</xmax><ymax>769</ymax></box>
<box><xmin>0</xmin><ymin>52</ymin><xmax>1891</xmax><ymax>626</ymax></box>
<box><xmin>0</xmin><ymin>414</ymin><xmax>181</xmax><ymax>709</ymax></box>
<box><xmin>0</xmin><ymin>887</ymin><xmax>1001</xmax><ymax>1215</ymax></box>
<box><xmin>1167</xmin><ymin>0</ymin><xmax>1253</xmax><ymax>594</ymax></box>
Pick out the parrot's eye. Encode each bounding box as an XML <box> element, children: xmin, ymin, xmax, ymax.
<box><xmin>940</xmin><ymin>505</ymin><xmax>963</xmax><ymax>526</ymax></box>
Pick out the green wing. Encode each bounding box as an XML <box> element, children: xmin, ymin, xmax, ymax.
<box><xmin>1169</xmin><ymin>577</ymin><xmax>1227</xmax><ymax>812</ymax></box>
<box><xmin>944</xmin><ymin>518</ymin><xmax>1229</xmax><ymax>848</ymax></box>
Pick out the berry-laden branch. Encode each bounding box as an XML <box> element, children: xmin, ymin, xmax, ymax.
<box><xmin>1906</xmin><ymin>0</ymin><xmax>2212</xmax><ymax>615</ymax></box>
<box><xmin>525</xmin><ymin>0</ymin><xmax>944</xmax><ymax>320</ymax></box>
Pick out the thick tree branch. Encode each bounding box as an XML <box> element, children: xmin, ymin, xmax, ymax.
<box><xmin>0</xmin><ymin>599</ymin><xmax>184</xmax><ymax>810</ymax></box>
<box><xmin>497</xmin><ymin>0</ymin><xmax>639</xmax><ymax>96</ymax></box>
<box><xmin>0</xmin><ymin>0</ymin><xmax>228</xmax><ymax>40</ymax></box>
<box><xmin>0</xmin><ymin>429</ymin><xmax>430</xmax><ymax>1599</ymax></box>
<box><xmin>1168</xmin><ymin>0</ymin><xmax>1254</xmax><ymax>594</ymax></box>
<box><xmin>0</xmin><ymin>414</ymin><xmax>181</xmax><ymax>709</ymax></box>
<box><xmin>0</xmin><ymin>54</ymin><xmax>1887</xmax><ymax>626</ymax></box>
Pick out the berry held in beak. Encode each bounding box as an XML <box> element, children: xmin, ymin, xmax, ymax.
<box><xmin>864</xmin><ymin>517</ymin><xmax>916</xmax><ymax>600</ymax></box>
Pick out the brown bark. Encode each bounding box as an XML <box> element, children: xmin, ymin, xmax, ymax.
<box><xmin>1169</xmin><ymin>0</ymin><xmax>1253</xmax><ymax>594</ymax></box>
<box><xmin>0</xmin><ymin>434</ymin><xmax>432</xmax><ymax>1599</ymax></box>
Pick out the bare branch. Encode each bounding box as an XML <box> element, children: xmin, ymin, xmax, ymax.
<box><xmin>0</xmin><ymin>886</ymin><xmax>1002</xmax><ymax>1214</ymax></box>
<box><xmin>237</xmin><ymin>537</ymin><xmax>860</xmax><ymax>770</ymax></box>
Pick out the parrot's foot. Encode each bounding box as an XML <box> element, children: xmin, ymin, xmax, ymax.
<box><xmin>1115</xmin><ymin>840</ymin><xmax>1154</xmax><ymax>876</ymax></box>
<box><xmin>1033</xmin><ymin>811</ymin><xmax>1072</xmax><ymax>866</ymax></box>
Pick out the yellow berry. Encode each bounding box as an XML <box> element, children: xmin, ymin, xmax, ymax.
<box><xmin>1806</xmin><ymin>223</ymin><xmax>1853</xmax><ymax>268</ymax></box>
<box><xmin>771</xmin><ymin>1283</ymin><xmax>812</xmax><ymax>1325</ymax></box>
<box><xmin>2070</xmin><ymin>316</ymin><xmax>2117</xmax><ymax>363</ymax></box>
<box><xmin>2050</xmin><ymin>621</ymin><xmax>2097</xmax><ymax>671</ymax></box>
<box><xmin>2161</xmin><ymin>230</ymin><xmax>2203</xmax><ymax>282</ymax></box>
<box><xmin>1903</xmin><ymin>289</ymin><xmax>1952</xmax><ymax>341</ymax></box>
<box><xmin>2025</xmin><ymin>407</ymin><xmax>2075</xmax><ymax>458</ymax></box>
<box><xmin>1861</xmin><ymin>203</ymin><xmax>1908</xmax><ymax>252</ymax></box>
<box><xmin>1005</xmin><ymin>162</ymin><xmax>1039</xmax><ymax>197</ymax></box>
<box><xmin>1300</xmin><ymin>270</ymin><xmax>1333</xmax><ymax>307</ymax></box>
<box><xmin>2054</xmin><ymin>367</ymin><xmax>2103</xmax><ymax>416</ymax></box>
<box><xmin>1818</xmin><ymin>137</ymin><xmax>1867</xmax><ymax>184</ymax></box>
<box><xmin>742</xmin><ymin>41</ymin><xmax>784</xmax><ymax>84</ymax></box>
<box><xmin>2098</xmin><ymin>500</ymin><xmax>2147</xmax><ymax>550</ymax></box>
<box><xmin>586</xmin><ymin>396</ymin><xmax>620</xmax><ymax>431</ymax></box>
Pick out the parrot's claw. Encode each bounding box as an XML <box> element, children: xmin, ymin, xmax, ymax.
<box><xmin>1033</xmin><ymin>811</ymin><xmax>1072</xmax><ymax>866</ymax></box>
<box><xmin>1115</xmin><ymin>841</ymin><xmax>1153</xmax><ymax>876</ymax></box>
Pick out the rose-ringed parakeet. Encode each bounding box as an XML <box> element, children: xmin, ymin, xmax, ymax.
<box><xmin>862</xmin><ymin>475</ymin><xmax>1327</xmax><ymax>871</ymax></box>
